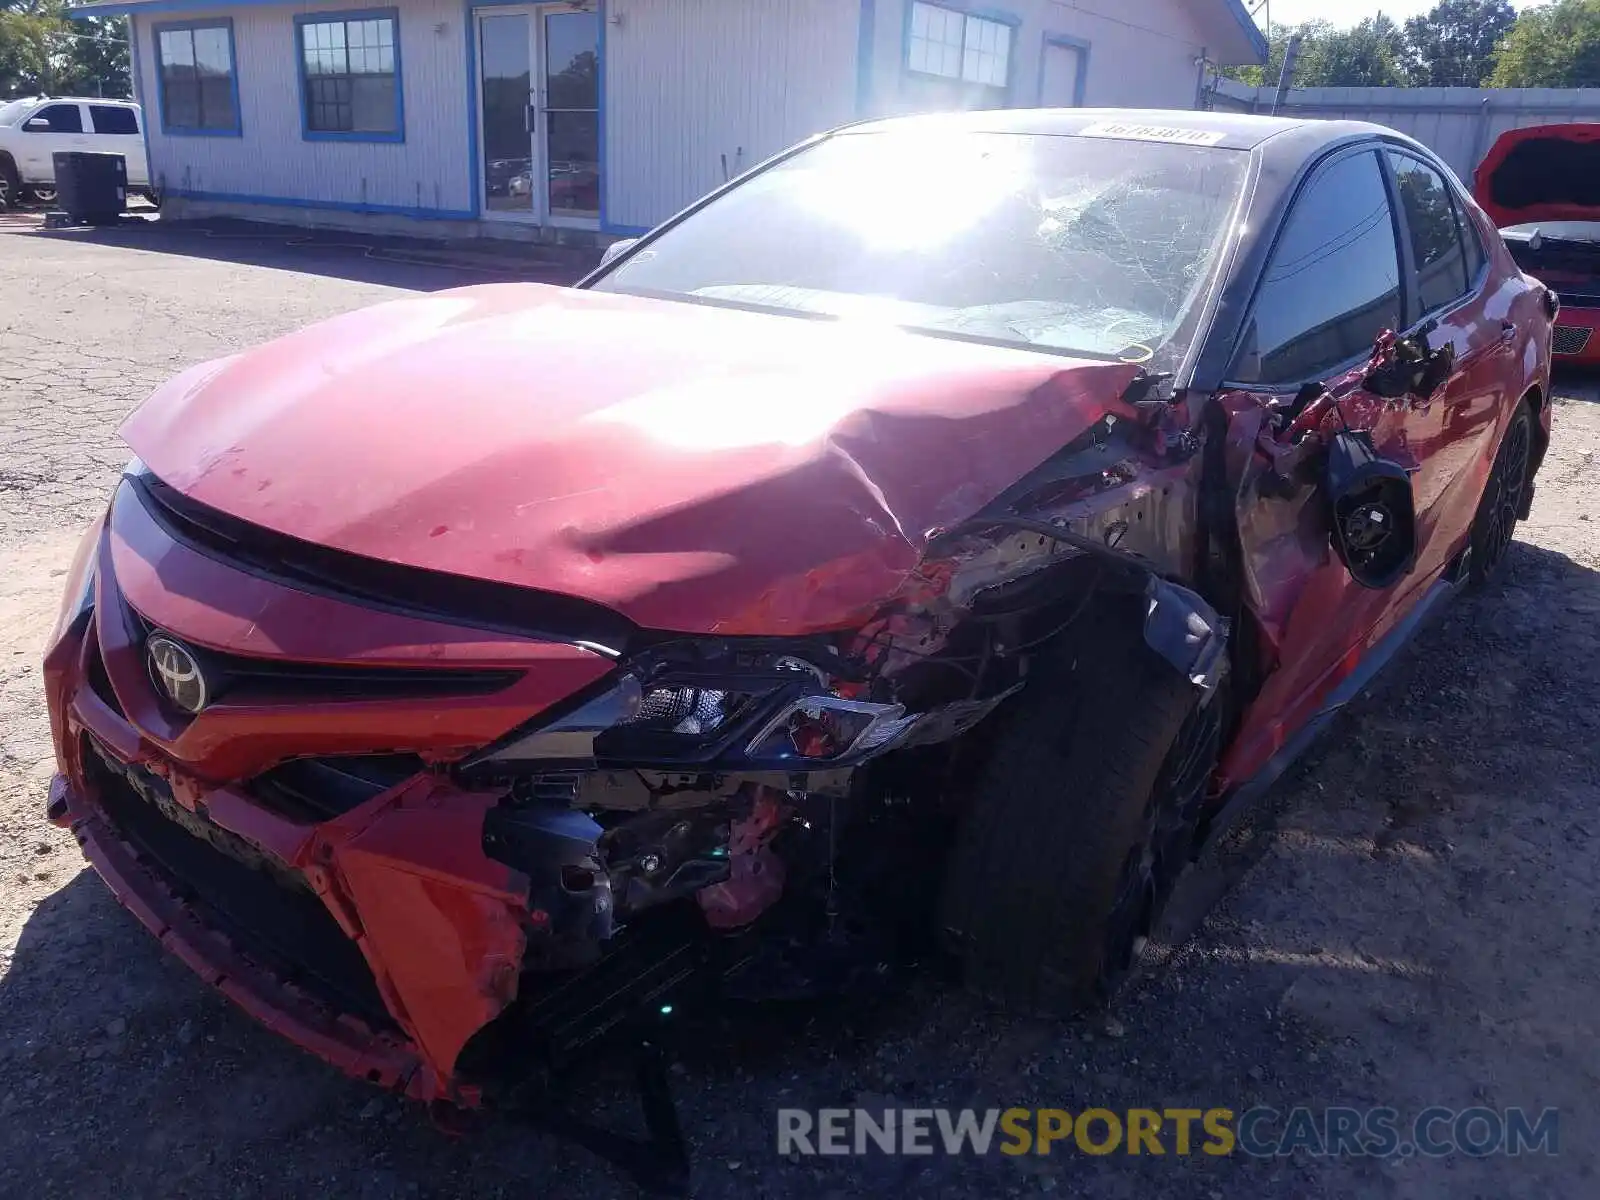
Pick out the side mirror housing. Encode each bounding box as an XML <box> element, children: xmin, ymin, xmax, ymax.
<box><xmin>1326</xmin><ymin>430</ymin><xmax>1418</xmax><ymax>590</ymax></box>
<box><xmin>25</xmin><ymin>117</ymin><xmax>50</xmax><ymax>130</ymax></box>
<box><xmin>599</xmin><ymin>237</ymin><xmax>639</xmax><ymax>267</ymax></box>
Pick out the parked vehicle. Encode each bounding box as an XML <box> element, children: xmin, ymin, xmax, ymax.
<box><xmin>1477</xmin><ymin>122</ymin><xmax>1600</xmax><ymax>365</ymax></box>
<box><xmin>0</xmin><ymin>96</ymin><xmax>148</xmax><ymax>208</ymax></box>
<box><xmin>43</xmin><ymin>110</ymin><xmax>1552</xmax><ymax>1165</ymax></box>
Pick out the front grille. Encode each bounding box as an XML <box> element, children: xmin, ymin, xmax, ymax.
<box><xmin>126</xmin><ymin>609</ymin><xmax>522</xmax><ymax>707</ymax></box>
<box><xmin>250</xmin><ymin>754</ymin><xmax>423</xmax><ymax>823</ymax></box>
<box><xmin>84</xmin><ymin>742</ymin><xmax>396</xmax><ymax>1031</ymax></box>
<box><xmin>1553</xmin><ymin>325</ymin><xmax>1593</xmax><ymax>356</ymax></box>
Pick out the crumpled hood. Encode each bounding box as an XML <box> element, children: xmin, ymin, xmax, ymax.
<box><xmin>123</xmin><ymin>284</ymin><xmax>1141</xmax><ymax>635</ymax></box>
<box><xmin>1474</xmin><ymin>123</ymin><xmax>1600</xmax><ymax>228</ymax></box>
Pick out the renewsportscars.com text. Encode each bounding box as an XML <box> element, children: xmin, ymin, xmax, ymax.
<box><xmin>777</xmin><ymin>1106</ymin><xmax>1559</xmax><ymax>1159</ymax></box>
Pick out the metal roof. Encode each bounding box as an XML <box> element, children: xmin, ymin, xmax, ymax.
<box><xmin>66</xmin><ymin>0</ymin><xmax>1267</xmax><ymax>63</ymax></box>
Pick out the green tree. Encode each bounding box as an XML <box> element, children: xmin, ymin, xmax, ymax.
<box><xmin>1298</xmin><ymin>14</ymin><xmax>1410</xmax><ymax>87</ymax></box>
<box><xmin>0</xmin><ymin>8</ymin><xmax>54</xmax><ymax>96</ymax></box>
<box><xmin>1219</xmin><ymin>16</ymin><xmax>1408</xmax><ymax>89</ymax></box>
<box><xmin>1219</xmin><ymin>21</ymin><xmax>1309</xmax><ymax>87</ymax></box>
<box><xmin>1490</xmin><ymin>0</ymin><xmax>1600</xmax><ymax>87</ymax></box>
<box><xmin>58</xmin><ymin>15</ymin><xmax>129</xmax><ymax>96</ymax></box>
<box><xmin>0</xmin><ymin>0</ymin><xmax>128</xmax><ymax>98</ymax></box>
<box><xmin>1404</xmin><ymin>0</ymin><xmax>1518</xmax><ymax>86</ymax></box>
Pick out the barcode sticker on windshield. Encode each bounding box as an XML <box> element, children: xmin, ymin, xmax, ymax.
<box><xmin>1078</xmin><ymin>121</ymin><xmax>1227</xmax><ymax>147</ymax></box>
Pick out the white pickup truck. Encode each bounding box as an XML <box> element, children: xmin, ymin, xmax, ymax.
<box><xmin>0</xmin><ymin>96</ymin><xmax>150</xmax><ymax>208</ymax></box>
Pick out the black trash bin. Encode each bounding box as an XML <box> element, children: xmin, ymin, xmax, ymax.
<box><xmin>51</xmin><ymin>152</ymin><xmax>127</xmax><ymax>224</ymax></box>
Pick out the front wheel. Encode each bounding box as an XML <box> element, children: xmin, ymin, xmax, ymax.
<box><xmin>1468</xmin><ymin>400</ymin><xmax>1533</xmax><ymax>585</ymax></box>
<box><xmin>940</xmin><ymin>603</ymin><xmax>1218</xmax><ymax>1015</ymax></box>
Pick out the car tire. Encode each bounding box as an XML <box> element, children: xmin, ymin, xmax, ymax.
<box><xmin>25</xmin><ymin>184</ymin><xmax>57</xmax><ymax>207</ymax></box>
<box><xmin>0</xmin><ymin>159</ymin><xmax>19</xmax><ymax>210</ymax></box>
<box><xmin>940</xmin><ymin>601</ymin><xmax>1219</xmax><ymax>1016</ymax></box>
<box><xmin>1467</xmin><ymin>399</ymin><xmax>1534</xmax><ymax>586</ymax></box>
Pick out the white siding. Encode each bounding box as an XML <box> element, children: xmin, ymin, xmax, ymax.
<box><xmin>603</xmin><ymin>0</ymin><xmax>860</xmax><ymax>229</ymax></box>
<box><xmin>130</xmin><ymin>0</ymin><xmax>1255</xmax><ymax>237</ymax></box>
<box><xmin>866</xmin><ymin>0</ymin><xmax>1214</xmax><ymax>117</ymax></box>
<box><xmin>133</xmin><ymin>0</ymin><xmax>472</xmax><ymax>216</ymax></box>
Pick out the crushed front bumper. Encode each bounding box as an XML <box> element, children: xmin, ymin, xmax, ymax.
<box><xmin>45</xmin><ymin>711</ymin><xmax>531</xmax><ymax>1104</ymax></box>
<box><xmin>48</xmin><ymin>768</ymin><xmax>427</xmax><ymax>1093</ymax></box>
<box><xmin>39</xmin><ymin>479</ymin><xmax>623</xmax><ymax>1105</ymax></box>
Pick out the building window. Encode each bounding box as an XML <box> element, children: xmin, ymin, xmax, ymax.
<box><xmin>907</xmin><ymin>2</ymin><xmax>1012</xmax><ymax>89</ymax></box>
<box><xmin>153</xmin><ymin>21</ymin><xmax>240</xmax><ymax>135</ymax></box>
<box><xmin>296</xmin><ymin>12</ymin><xmax>403</xmax><ymax>141</ymax></box>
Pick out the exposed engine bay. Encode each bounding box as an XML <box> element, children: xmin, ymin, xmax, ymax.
<box><xmin>445</xmin><ymin>398</ymin><xmax>1226</xmax><ymax>972</ymax></box>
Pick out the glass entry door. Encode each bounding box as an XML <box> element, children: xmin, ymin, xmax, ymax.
<box><xmin>476</xmin><ymin>4</ymin><xmax>599</xmax><ymax>224</ymax></box>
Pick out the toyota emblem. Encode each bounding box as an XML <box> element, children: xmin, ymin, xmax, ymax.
<box><xmin>146</xmin><ymin>635</ymin><xmax>209</xmax><ymax>714</ymax></box>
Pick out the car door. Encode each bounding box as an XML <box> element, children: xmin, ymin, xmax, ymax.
<box><xmin>1383</xmin><ymin>149</ymin><xmax>1507</xmax><ymax>567</ymax></box>
<box><xmin>1214</xmin><ymin>144</ymin><xmax>1448</xmax><ymax>789</ymax></box>
<box><xmin>88</xmin><ymin>104</ymin><xmax>148</xmax><ymax>187</ymax></box>
<box><xmin>16</xmin><ymin>102</ymin><xmax>90</xmax><ymax>182</ymax></box>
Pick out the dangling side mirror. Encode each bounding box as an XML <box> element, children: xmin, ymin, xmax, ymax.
<box><xmin>1325</xmin><ymin>429</ymin><xmax>1418</xmax><ymax>590</ymax></box>
<box><xmin>1364</xmin><ymin>322</ymin><xmax>1453</xmax><ymax>403</ymax></box>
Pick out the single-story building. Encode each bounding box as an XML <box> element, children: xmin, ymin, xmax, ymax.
<box><xmin>67</xmin><ymin>0</ymin><xmax>1266</xmax><ymax>241</ymax></box>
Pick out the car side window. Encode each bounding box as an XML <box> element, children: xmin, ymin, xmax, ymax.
<box><xmin>1232</xmin><ymin>150</ymin><xmax>1402</xmax><ymax>386</ymax></box>
<box><xmin>1458</xmin><ymin>203</ymin><xmax>1487</xmax><ymax>282</ymax></box>
<box><xmin>1388</xmin><ymin>152</ymin><xmax>1471</xmax><ymax>315</ymax></box>
<box><xmin>89</xmin><ymin>105</ymin><xmax>139</xmax><ymax>135</ymax></box>
<box><xmin>25</xmin><ymin>104</ymin><xmax>84</xmax><ymax>134</ymax></box>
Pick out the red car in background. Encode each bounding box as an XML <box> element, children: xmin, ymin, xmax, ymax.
<box><xmin>42</xmin><ymin>110</ymin><xmax>1554</xmax><ymax>1183</ymax></box>
<box><xmin>1476</xmin><ymin>122</ymin><xmax>1600</xmax><ymax>364</ymax></box>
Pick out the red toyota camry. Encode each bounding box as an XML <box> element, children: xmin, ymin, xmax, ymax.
<box><xmin>43</xmin><ymin>111</ymin><xmax>1553</xmax><ymax>1145</ymax></box>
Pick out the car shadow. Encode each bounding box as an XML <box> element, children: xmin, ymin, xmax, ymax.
<box><xmin>2</xmin><ymin>539</ymin><xmax>1596</xmax><ymax>1197</ymax></box>
<box><xmin>1552</xmin><ymin>366</ymin><xmax>1600</xmax><ymax>402</ymax></box>
<box><xmin>19</xmin><ymin>215</ymin><xmax>595</xmax><ymax>292</ymax></box>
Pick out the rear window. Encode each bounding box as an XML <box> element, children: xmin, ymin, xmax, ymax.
<box><xmin>1389</xmin><ymin>153</ymin><xmax>1471</xmax><ymax>315</ymax></box>
<box><xmin>90</xmin><ymin>104</ymin><xmax>139</xmax><ymax>135</ymax></box>
<box><xmin>592</xmin><ymin>128</ymin><xmax>1250</xmax><ymax>366</ymax></box>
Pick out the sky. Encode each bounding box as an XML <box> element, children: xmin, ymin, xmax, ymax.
<box><xmin>1252</xmin><ymin>0</ymin><xmax>1545</xmax><ymax>29</ymax></box>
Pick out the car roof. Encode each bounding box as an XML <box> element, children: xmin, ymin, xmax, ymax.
<box><xmin>16</xmin><ymin>95</ymin><xmax>138</xmax><ymax>105</ymax></box>
<box><xmin>843</xmin><ymin>108</ymin><xmax>1400</xmax><ymax>154</ymax></box>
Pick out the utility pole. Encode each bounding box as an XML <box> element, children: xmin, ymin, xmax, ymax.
<box><xmin>1272</xmin><ymin>31</ymin><xmax>1303</xmax><ymax>116</ymax></box>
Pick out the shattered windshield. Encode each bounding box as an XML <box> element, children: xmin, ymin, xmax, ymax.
<box><xmin>591</xmin><ymin>128</ymin><xmax>1249</xmax><ymax>365</ymax></box>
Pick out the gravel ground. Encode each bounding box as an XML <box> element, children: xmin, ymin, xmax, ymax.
<box><xmin>2</xmin><ymin>222</ymin><xmax>1598</xmax><ymax>1199</ymax></box>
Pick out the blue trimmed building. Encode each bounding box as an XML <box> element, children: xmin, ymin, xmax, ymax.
<box><xmin>67</xmin><ymin>0</ymin><xmax>1265</xmax><ymax>242</ymax></box>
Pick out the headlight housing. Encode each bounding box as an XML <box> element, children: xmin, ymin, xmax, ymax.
<box><xmin>44</xmin><ymin>510</ymin><xmax>104</xmax><ymax>655</ymax></box>
<box><xmin>464</xmin><ymin>643</ymin><xmax>912</xmax><ymax>772</ymax></box>
<box><xmin>745</xmin><ymin>696</ymin><xmax>913</xmax><ymax>762</ymax></box>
